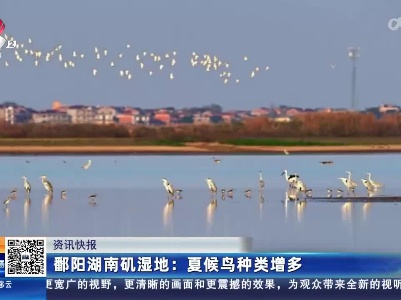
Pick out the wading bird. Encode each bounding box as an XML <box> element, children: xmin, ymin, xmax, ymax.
<box><xmin>367</xmin><ymin>173</ymin><xmax>383</xmax><ymax>190</ymax></box>
<box><xmin>61</xmin><ymin>190</ymin><xmax>67</xmax><ymax>199</ymax></box>
<box><xmin>22</xmin><ymin>176</ymin><xmax>31</xmax><ymax>195</ymax></box>
<box><xmin>206</xmin><ymin>178</ymin><xmax>218</xmax><ymax>195</ymax></box>
<box><xmin>346</xmin><ymin>171</ymin><xmax>357</xmax><ymax>191</ymax></box>
<box><xmin>3</xmin><ymin>197</ymin><xmax>11</xmax><ymax>208</ymax></box>
<box><xmin>40</xmin><ymin>176</ymin><xmax>53</xmax><ymax>194</ymax></box>
<box><xmin>281</xmin><ymin>170</ymin><xmax>299</xmax><ymax>187</ymax></box>
<box><xmin>245</xmin><ymin>189</ymin><xmax>252</xmax><ymax>198</ymax></box>
<box><xmin>162</xmin><ymin>178</ymin><xmax>175</xmax><ymax>199</ymax></box>
<box><xmin>361</xmin><ymin>179</ymin><xmax>375</xmax><ymax>193</ymax></box>
<box><xmin>259</xmin><ymin>171</ymin><xmax>265</xmax><ymax>189</ymax></box>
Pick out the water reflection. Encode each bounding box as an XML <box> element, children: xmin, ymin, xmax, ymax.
<box><xmin>296</xmin><ymin>200</ymin><xmax>306</xmax><ymax>223</ymax></box>
<box><xmin>362</xmin><ymin>203</ymin><xmax>372</xmax><ymax>221</ymax></box>
<box><xmin>258</xmin><ymin>191</ymin><xmax>265</xmax><ymax>221</ymax></box>
<box><xmin>206</xmin><ymin>199</ymin><xmax>217</xmax><ymax>227</ymax></box>
<box><xmin>24</xmin><ymin>197</ymin><xmax>31</xmax><ymax>231</ymax></box>
<box><xmin>42</xmin><ymin>193</ymin><xmax>53</xmax><ymax>232</ymax></box>
<box><xmin>162</xmin><ymin>200</ymin><xmax>174</xmax><ymax>232</ymax></box>
<box><xmin>341</xmin><ymin>202</ymin><xmax>352</xmax><ymax>222</ymax></box>
<box><xmin>4</xmin><ymin>207</ymin><xmax>10</xmax><ymax>224</ymax></box>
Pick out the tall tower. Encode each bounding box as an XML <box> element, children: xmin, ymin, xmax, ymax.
<box><xmin>348</xmin><ymin>47</ymin><xmax>360</xmax><ymax>111</ymax></box>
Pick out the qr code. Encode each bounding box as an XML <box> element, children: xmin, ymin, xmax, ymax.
<box><xmin>5</xmin><ymin>237</ymin><xmax>47</xmax><ymax>277</ymax></box>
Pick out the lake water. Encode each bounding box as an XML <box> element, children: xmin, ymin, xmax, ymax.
<box><xmin>0</xmin><ymin>154</ymin><xmax>400</xmax><ymax>253</ymax></box>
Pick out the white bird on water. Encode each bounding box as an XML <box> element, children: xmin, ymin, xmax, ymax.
<box><xmin>40</xmin><ymin>176</ymin><xmax>53</xmax><ymax>194</ymax></box>
<box><xmin>281</xmin><ymin>170</ymin><xmax>299</xmax><ymax>186</ymax></box>
<box><xmin>22</xmin><ymin>176</ymin><xmax>31</xmax><ymax>195</ymax></box>
<box><xmin>294</xmin><ymin>179</ymin><xmax>307</xmax><ymax>193</ymax></box>
<box><xmin>162</xmin><ymin>178</ymin><xmax>175</xmax><ymax>199</ymax></box>
<box><xmin>338</xmin><ymin>171</ymin><xmax>357</xmax><ymax>194</ymax></box>
<box><xmin>82</xmin><ymin>160</ymin><xmax>92</xmax><ymax>170</ymax></box>
<box><xmin>366</xmin><ymin>173</ymin><xmax>383</xmax><ymax>190</ymax></box>
<box><xmin>206</xmin><ymin>178</ymin><xmax>217</xmax><ymax>195</ymax></box>
<box><xmin>346</xmin><ymin>171</ymin><xmax>357</xmax><ymax>190</ymax></box>
<box><xmin>259</xmin><ymin>171</ymin><xmax>265</xmax><ymax>189</ymax></box>
<box><xmin>361</xmin><ymin>179</ymin><xmax>375</xmax><ymax>193</ymax></box>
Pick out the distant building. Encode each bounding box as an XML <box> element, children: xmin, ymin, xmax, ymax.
<box><xmin>67</xmin><ymin>106</ymin><xmax>96</xmax><ymax>124</ymax></box>
<box><xmin>153</xmin><ymin>109</ymin><xmax>172</xmax><ymax>125</ymax></box>
<box><xmin>94</xmin><ymin>106</ymin><xmax>118</xmax><ymax>125</ymax></box>
<box><xmin>32</xmin><ymin>110</ymin><xmax>71</xmax><ymax>124</ymax></box>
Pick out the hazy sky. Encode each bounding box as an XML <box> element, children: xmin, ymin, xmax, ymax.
<box><xmin>1</xmin><ymin>0</ymin><xmax>400</xmax><ymax>110</ymax></box>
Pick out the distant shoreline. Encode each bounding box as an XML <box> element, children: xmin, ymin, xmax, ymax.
<box><xmin>0</xmin><ymin>144</ymin><xmax>399</xmax><ymax>155</ymax></box>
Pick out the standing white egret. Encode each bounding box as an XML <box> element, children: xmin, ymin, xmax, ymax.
<box><xmin>162</xmin><ymin>178</ymin><xmax>175</xmax><ymax>198</ymax></box>
<box><xmin>294</xmin><ymin>180</ymin><xmax>307</xmax><ymax>192</ymax></box>
<box><xmin>259</xmin><ymin>171</ymin><xmax>265</xmax><ymax>189</ymax></box>
<box><xmin>206</xmin><ymin>178</ymin><xmax>217</xmax><ymax>195</ymax></box>
<box><xmin>281</xmin><ymin>170</ymin><xmax>299</xmax><ymax>186</ymax></box>
<box><xmin>361</xmin><ymin>179</ymin><xmax>375</xmax><ymax>193</ymax></box>
<box><xmin>367</xmin><ymin>173</ymin><xmax>383</xmax><ymax>189</ymax></box>
<box><xmin>82</xmin><ymin>160</ymin><xmax>92</xmax><ymax>170</ymax></box>
<box><xmin>338</xmin><ymin>173</ymin><xmax>356</xmax><ymax>194</ymax></box>
<box><xmin>40</xmin><ymin>176</ymin><xmax>53</xmax><ymax>194</ymax></box>
<box><xmin>345</xmin><ymin>171</ymin><xmax>357</xmax><ymax>191</ymax></box>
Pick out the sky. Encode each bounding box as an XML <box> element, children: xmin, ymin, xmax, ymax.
<box><xmin>1</xmin><ymin>0</ymin><xmax>400</xmax><ymax>110</ymax></box>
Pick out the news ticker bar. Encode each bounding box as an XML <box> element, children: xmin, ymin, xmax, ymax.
<box><xmin>44</xmin><ymin>253</ymin><xmax>401</xmax><ymax>278</ymax></box>
<box><xmin>2</xmin><ymin>278</ymin><xmax>401</xmax><ymax>300</ymax></box>
<box><xmin>44</xmin><ymin>237</ymin><xmax>252</xmax><ymax>253</ymax></box>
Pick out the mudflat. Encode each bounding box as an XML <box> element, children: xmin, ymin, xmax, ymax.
<box><xmin>0</xmin><ymin>144</ymin><xmax>399</xmax><ymax>155</ymax></box>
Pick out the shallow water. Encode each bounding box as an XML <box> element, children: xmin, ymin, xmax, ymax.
<box><xmin>0</xmin><ymin>154</ymin><xmax>400</xmax><ymax>252</ymax></box>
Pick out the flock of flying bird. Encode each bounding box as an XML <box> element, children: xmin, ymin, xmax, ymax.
<box><xmin>0</xmin><ymin>35</ymin><xmax>339</xmax><ymax>84</ymax></box>
<box><xmin>1</xmin><ymin>156</ymin><xmax>385</xmax><ymax>212</ymax></box>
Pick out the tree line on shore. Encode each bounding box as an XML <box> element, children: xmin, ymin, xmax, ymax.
<box><xmin>0</xmin><ymin>112</ymin><xmax>400</xmax><ymax>141</ymax></box>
